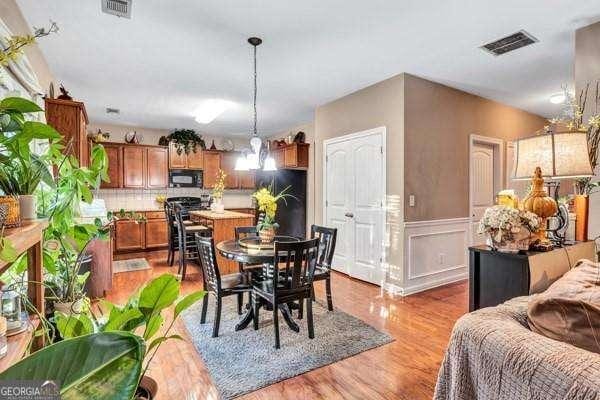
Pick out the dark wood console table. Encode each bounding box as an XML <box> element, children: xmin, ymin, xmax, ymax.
<box><xmin>469</xmin><ymin>241</ymin><xmax>596</xmax><ymax>311</ymax></box>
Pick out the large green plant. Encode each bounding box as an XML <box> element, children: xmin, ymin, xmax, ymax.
<box><xmin>55</xmin><ymin>273</ymin><xmax>205</xmax><ymax>377</ymax></box>
<box><xmin>0</xmin><ymin>331</ymin><xmax>144</xmax><ymax>400</ymax></box>
<box><xmin>167</xmin><ymin>129</ymin><xmax>205</xmax><ymax>155</ymax></box>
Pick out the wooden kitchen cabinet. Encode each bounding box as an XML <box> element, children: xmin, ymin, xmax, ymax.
<box><xmin>221</xmin><ymin>151</ymin><xmax>239</xmax><ymax>189</ymax></box>
<box><xmin>115</xmin><ymin>219</ymin><xmax>145</xmax><ymax>251</ymax></box>
<box><xmin>239</xmin><ymin>170</ymin><xmax>255</xmax><ymax>189</ymax></box>
<box><xmin>273</xmin><ymin>148</ymin><xmax>285</xmax><ymax>169</ymax></box>
<box><xmin>203</xmin><ymin>151</ymin><xmax>221</xmax><ymax>188</ymax></box>
<box><xmin>270</xmin><ymin>143</ymin><xmax>309</xmax><ymax>169</ymax></box>
<box><xmin>100</xmin><ymin>144</ymin><xmax>122</xmax><ymax>189</ymax></box>
<box><xmin>146</xmin><ymin>147</ymin><xmax>168</xmax><ymax>188</ymax></box>
<box><xmin>145</xmin><ymin>218</ymin><xmax>168</xmax><ymax>248</ymax></box>
<box><xmin>122</xmin><ymin>146</ymin><xmax>146</xmax><ymax>188</ymax></box>
<box><xmin>45</xmin><ymin>98</ymin><xmax>89</xmax><ymax>167</ymax></box>
<box><xmin>168</xmin><ymin>143</ymin><xmax>204</xmax><ymax>169</ymax></box>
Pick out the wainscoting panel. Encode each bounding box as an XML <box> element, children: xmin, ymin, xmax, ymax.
<box><xmin>402</xmin><ymin>218</ymin><xmax>469</xmax><ymax>295</ymax></box>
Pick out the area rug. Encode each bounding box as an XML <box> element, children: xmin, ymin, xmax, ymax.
<box><xmin>113</xmin><ymin>258</ymin><xmax>151</xmax><ymax>273</ymax></box>
<box><xmin>181</xmin><ymin>296</ymin><xmax>393</xmax><ymax>399</ymax></box>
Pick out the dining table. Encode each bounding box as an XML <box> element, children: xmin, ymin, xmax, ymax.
<box><xmin>216</xmin><ymin>235</ymin><xmax>302</xmax><ymax>332</ymax></box>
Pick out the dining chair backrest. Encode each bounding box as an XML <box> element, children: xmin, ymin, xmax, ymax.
<box><xmin>235</xmin><ymin>226</ymin><xmax>259</xmax><ymax>241</ymax></box>
<box><xmin>273</xmin><ymin>239</ymin><xmax>319</xmax><ymax>296</ymax></box>
<box><xmin>195</xmin><ymin>234</ymin><xmax>221</xmax><ymax>292</ymax></box>
<box><xmin>311</xmin><ymin>225</ymin><xmax>337</xmax><ymax>271</ymax></box>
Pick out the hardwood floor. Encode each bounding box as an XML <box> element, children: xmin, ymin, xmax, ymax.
<box><xmin>107</xmin><ymin>251</ymin><xmax>468</xmax><ymax>400</ymax></box>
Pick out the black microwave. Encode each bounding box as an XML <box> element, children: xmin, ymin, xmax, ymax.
<box><xmin>169</xmin><ymin>170</ymin><xmax>203</xmax><ymax>188</ymax></box>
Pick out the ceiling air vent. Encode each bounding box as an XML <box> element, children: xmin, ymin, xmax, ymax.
<box><xmin>480</xmin><ymin>30</ymin><xmax>538</xmax><ymax>56</ymax></box>
<box><xmin>106</xmin><ymin>107</ymin><xmax>120</xmax><ymax>115</ymax></box>
<box><xmin>101</xmin><ymin>0</ymin><xmax>132</xmax><ymax>19</ymax></box>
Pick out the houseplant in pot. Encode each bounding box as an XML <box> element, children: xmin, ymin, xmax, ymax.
<box><xmin>166</xmin><ymin>129</ymin><xmax>206</xmax><ymax>155</ymax></box>
<box><xmin>52</xmin><ymin>273</ymin><xmax>206</xmax><ymax>399</ymax></box>
<box><xmin>253</xmin><ymin>184</ymin><xmax>294</xmax><ymax>243</ymax></box>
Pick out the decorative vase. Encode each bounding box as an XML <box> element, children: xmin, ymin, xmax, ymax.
<box><xmin>259</xmin><ymin>227</ymin><xmax>275</xmax><ymax>244</ymax></box>
<box><xmin>487</xmin><ymin>229</ymin><xmax>532</xmax><ymax>253</ymax></box>
<box><xmin>210</xmin><ymin>198</ymin><xmax>225</xmax><ymax>213</ymax></box>
<box><xmin>574</xmin><ymin>194</ymin><xmax>589</xmax><ymax>242</ymax></box>
<box><xmin>18</xmin><ymin>194</ymin><xmax>36</xmax><ymax>220</ymax></box>
<box><xmin>0</xmin><ymin>196</ymin><xmax>20</xmax><ymax>227</ymax></box>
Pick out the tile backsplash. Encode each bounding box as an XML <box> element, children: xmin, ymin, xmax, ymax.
<box><xmin>95</xmin><ymin>188</ymin><xmax>254</xmax><ymax>211</ymax></box>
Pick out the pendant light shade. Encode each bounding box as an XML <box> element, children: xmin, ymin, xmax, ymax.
<box><xmin>263</xmin><ymin>155</ymin><xmax>277</xmax><ymax>171</ymax></box>
<box><xmin>234</xmin><ymin>154</ymin><xmax>249</xmax><ymax>171</ymax></box>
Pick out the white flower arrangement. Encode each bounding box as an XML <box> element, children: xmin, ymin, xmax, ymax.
<box><xmin>478</xmin><ymin>205</ymin><xmax>540</xmax><ymax>243</ymax></box>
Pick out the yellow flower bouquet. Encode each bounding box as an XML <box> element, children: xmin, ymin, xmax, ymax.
<box><xmin>253</xmin><ymin>184</ymin><xmax>295</xmax><ymax>242</ymax></box>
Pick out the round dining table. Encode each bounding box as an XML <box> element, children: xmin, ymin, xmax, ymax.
<box><xmin>216</xmin><ymin>235</ymin><xmax>302</xmax><ymax>332</ymax></box>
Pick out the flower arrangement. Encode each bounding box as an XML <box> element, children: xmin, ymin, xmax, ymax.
<box><xmin>253</xmin><ymin>184</ymin><xmax>294</xmax><ymax>242</ymax></box>
<box><xmin>478</xmin><ymin>205</ymin><xmax>540</xmax><ymax>252</ymax></box>
<box><xmin>212</xmin><ymin>169</ymin><xmax>226</xmax><ymax>200</ymax></box>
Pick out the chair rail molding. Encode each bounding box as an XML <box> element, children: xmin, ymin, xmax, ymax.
<box><xmin>401</xmin><ymin>217</ymin><xmax>469</xmax><ymax>296</ymax></box>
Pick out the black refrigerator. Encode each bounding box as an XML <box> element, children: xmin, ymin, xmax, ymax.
<box><xmin>255</xmin><ymin>169</ymin><xmax>307</xmax><ymax>239</ymax></box>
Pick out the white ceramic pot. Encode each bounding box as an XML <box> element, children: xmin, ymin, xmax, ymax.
<box><xmin>18</xmin><ymin>194</ymin><xmax>36</xmax><ymax>220</ymax></box>
<box><xmin>54</xmin><ymin>299</ymin><xmax>84</xmax><ymax>315</ymax></box>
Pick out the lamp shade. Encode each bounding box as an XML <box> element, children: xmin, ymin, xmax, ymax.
<box><xmin>513</xmin><ymin>132</ymin><xmax>593</xmax><ymax>180</ymax></box>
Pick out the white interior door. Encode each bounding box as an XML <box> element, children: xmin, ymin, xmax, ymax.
<box><xmin>325</xmin><ymin>129</ymin><xmax>385</xmax><ymax>285</ymax></box>
<box><xmin>471</xmin><ymin>143</ymin><xmax>495</xmax><ymax>245</ymax></box>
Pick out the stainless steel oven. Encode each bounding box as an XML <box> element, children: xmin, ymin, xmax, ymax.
<box><xmin>168</xmin><ymin>169</ymin><xmax>203</xmax><ymax>188</ymax></box>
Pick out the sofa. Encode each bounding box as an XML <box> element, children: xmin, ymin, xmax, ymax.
<box><xmin>435</xmin><ymin>259</ymin><xmax>600</xmax><ymax>400</ymax></box>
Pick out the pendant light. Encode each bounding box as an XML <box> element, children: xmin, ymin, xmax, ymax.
<box><xmin>235</xmin><ymin>37</ymin><xmax>277</xmax><ymax>171</ymax></box>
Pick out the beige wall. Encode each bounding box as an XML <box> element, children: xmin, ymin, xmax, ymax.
<box><xmin>575</xmin><ymin>21</ymin><xmax>600</xmax><ymax>239</ymax></box>
<box><xmin>314</xmin><ymin>73</ymin><xmax>405</xmax><ymax>285</ymax></box>
<box><xmin>403</xmin><ymin>74</ymin><xmax>547</xmax><ymax>222</ymax></box>
<box><xmin>0</xmin><ymin>0</ymin><xmax>55</xmax><ymax>91</ymax></box>
<box><xmin>270</xmin><ymin>123</ymin><xmax>315</xmax><ymax>235</ymax></box>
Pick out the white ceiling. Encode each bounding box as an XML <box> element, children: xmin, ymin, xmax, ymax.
<box><xmin>17</xmin><ymin>0</ymin><xmax>600</xmax><ymax>137</ymax></box>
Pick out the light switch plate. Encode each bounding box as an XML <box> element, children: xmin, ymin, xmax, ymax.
<box><xmin>409</xmin><ymin>195</ymin><xmax>415</xmax><ymax>207</ymax></box>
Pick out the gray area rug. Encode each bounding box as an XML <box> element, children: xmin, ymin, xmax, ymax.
<box><xmin>182</xmin><ymin>296</ymin><xmax>393</xmax><ymax>399</ymax></box>
<box><xmin>113</xmin><ymin>258</ymin><xmax>151</xmax><ymax>273</ymax></box>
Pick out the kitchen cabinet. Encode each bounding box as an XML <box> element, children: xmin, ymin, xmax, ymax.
<box><xmin>45</xmin><ymin>98</ymin><xmax>89</xmax><ymax>167</ymax></box>
<box><xmin>115</xmin><ymin>219</ymin><xmax>145</xmax><ymax>251</ymax></box>
<box><xmin>239</xmin><ymin>170</ymin><xmax>255</xmax><ymax>189</ymax></box>
<box><xmin>114</xmin><ymin>211</ymin><xmax>168</xmax><ymax>252</ymax></box>
<box><xmin>271</xmin><ymin>143</ymin><xmax>309</xmax><ymax>169</ymax></box>
<box><xmin>168</xmin><ymin>143</ymin><xmax>204</xmax><ymax>169</ymax></box>
<box><xmin>221</xmin><ymin>151</ymin><xmax>239</xmax><ymax>189</ymax></box>
<box><xmin>122</xmin><ymin>146</ymin><xmax>146</xmax><ymax>188</ymax></box>
<box><xmin>146</xmin><ymin>147</ymin><xmax>168</xmax><ymax>188</ymax></box>
<box><xmin>100</xmin><ymin>144</ymin><xmax>122</xmax><ymax>189</ymax></box>
<box><xmin>203</xmin><ymin>151</ymin><xmax>221</xmax><ymax>189</ymax></box>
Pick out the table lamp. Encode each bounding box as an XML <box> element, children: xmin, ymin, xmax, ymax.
<box><xmin>513</xmin><ymin>132</ymin><xmax>593</xmax><ymax>245</ymax></box>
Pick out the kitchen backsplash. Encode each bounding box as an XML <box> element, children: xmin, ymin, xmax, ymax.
<box><xmin>95</xmin><ymin>188</ymin><xmax>254</xmax><ymax>211</ymax></box>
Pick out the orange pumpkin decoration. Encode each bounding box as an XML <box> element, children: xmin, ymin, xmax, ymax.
<box><xmin>522</xmin><ymin>167</ymin><xmax>557</xmax><ymax>242</ymax></box>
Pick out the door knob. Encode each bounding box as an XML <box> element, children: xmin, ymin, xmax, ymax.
<box><xmin>345</xmin><ymin>212</ymin><xmax>354</xmax><ymax>218</ymax></box>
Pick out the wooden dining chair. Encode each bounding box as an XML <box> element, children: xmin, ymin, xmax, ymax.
<box><xmin>174</xmin><ymin>204</ymin><xmax>210</xmax><ymax>280</ymax></box>
<box><xmin>252</xmin><ymin>238</ymin><xmax>319</xmax><ymax>349</ymax></box>
<box><xmin>309</xmin><ymin>224</ymin><xmax>337</xmax><ymax>312</ymax></box>
<box><xmin>196</xmin><ymin>234</ymin><xmax>252</xmax><ymax>337</ymax></box>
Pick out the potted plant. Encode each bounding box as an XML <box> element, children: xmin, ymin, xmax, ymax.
<box><xmin>253</xmin><ymin>184</ymin><xmax>294</xmax><ymax>243</ymax></box>
<box><xmin>478</xmin><ymin>205</ymin><xmax>541</xmax><ymax>253</ymax></box>
<box><xmin>50</xmin><ymin>273</ymin><xmax>206</xmax><ymax>399</ymax></box>
<box><xmin>0</xmin><ymin>97</ymin><xmax>60</xmax><ymax>220</ymax></box>
<box><xmin>166</xmin><ymin>129</ymin><xmax>206</xmax><ymax>155</ymax></box>
<box><xmin>211</xmin><ymin>169</ymin><xmax>226</xmax><ymax>213</ymax></box>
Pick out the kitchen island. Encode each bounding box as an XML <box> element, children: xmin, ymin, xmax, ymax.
<box><xmin>189</xmin><ymin>210</ymin><xmax>255</xmax><ymax>274</ymax></box>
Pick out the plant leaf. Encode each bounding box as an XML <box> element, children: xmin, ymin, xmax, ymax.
<box><xmin>103</xmin><ymin>308</ymin><xmax>143</xmax><ymax>332</ymax></box>
<box><xmin>174</xmin><ymin>290</ymin><xmax>206</xmax><ymax>319</ymax></box>
<box><xmin>21</xmin><ymin>121</ymin><xmax>62</xmax><ymax>140</ymax></box>
<box><xmin>0</xmin><ymin>332</ymin><xmax>144</xmax><ymax>400</ymax></box>
<box><xmin>143</xmin><ymin>314</ymin><xmax>163</xmax><ymax>340</ymax></box>
<box><xmin>138</xmin><ymin>274</ymin><xmax>179</xmax><ymax>318</ymax></box>
<box><xmin>147</xmin><ymin>334</ymin><xmax>184</xmax><ymax>354</ymax></box>
<box><xmin>0</xmin><ymin>97</ymin><xmax>42</xmax><ymax>113</ymax></box>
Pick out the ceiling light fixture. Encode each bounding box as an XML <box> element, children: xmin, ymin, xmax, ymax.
<box><xmin>549</xmin><ymin>93</ymin><xmax>566</xmax><ymax>105</ymax></box>
<box><xmin>193</xmin><ymin>99</ymin><xmax>232</xmax><ymax>124</ymax></box>
<box><xmin>235</xmin><ymin>37</ymin><xmax>276</xmax><ymax>171</ymax></box>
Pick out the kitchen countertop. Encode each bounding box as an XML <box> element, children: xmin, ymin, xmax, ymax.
<box><xmin>189</xmin><ymin>210</ymin><xmax>254</xmax><ymax>220</ymax></box>
<box><xmin>107</xmin><ymin>206</ymin><xmax>164</xmax><ymax>212</ymax></box>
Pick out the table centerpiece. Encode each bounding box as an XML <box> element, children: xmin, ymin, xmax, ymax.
<box><xmin>253</xmin><ymin>184</ymin><xmax>294</xmax><ymax>243</ymax></box>
<box><xmin>478</xmin><ymin>205</ymin><xmax>541</xmax><ymax>253</ymax></box>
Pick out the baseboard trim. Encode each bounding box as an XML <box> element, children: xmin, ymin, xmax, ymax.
<box><xmin>404</xmin><ymin>217</ymin><xmax>470</xmax><ymax>228</ymax></box>
<box><xmin>401</xmin><ymin>272</ymin><xmax>468</xmax><ymax>296</ymax></box>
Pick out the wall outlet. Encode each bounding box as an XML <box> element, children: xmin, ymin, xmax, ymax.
<box><xmin>409</xmin><ymin>195</ymin><xmax>415</xmax><ymax>207</ymax></box>
<box><xmin>438</xmin><ymin>253</ymin><xmax>445</xmax><ymax>265</ymax></box>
